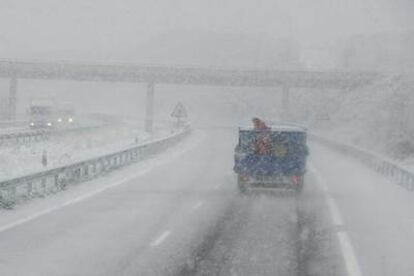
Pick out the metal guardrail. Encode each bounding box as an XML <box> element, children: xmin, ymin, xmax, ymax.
<box><xmin>0</xmin><ymin>126</ymin><xmax>191</xmax><ymax>208</ymax></box>
<box><xmin>310</xmin><ymin>134</ymin><xmax>414</xmax><ymax>191</ymax></box>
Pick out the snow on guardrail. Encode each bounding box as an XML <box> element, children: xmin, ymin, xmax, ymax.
<box><xmin>310</xmin><ymin>134</ymin><xmax>414</xmax><ymax>191</ymax></box>
<box><xmin>0</xmin><ymin>125</ymin><xmax>191</xmax><ymax>209</ymax></box>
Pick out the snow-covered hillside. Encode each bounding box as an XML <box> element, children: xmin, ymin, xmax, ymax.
<box><xmin>298</xmin><ymin>74</ymin><xmax>414</xmax><ymax>163</ymax></box>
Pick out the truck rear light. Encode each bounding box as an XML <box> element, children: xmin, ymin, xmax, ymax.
<box><xmin>292</xmin><ymin>175</ymin><xmax>301</xmax><ymax>185</ymax></box>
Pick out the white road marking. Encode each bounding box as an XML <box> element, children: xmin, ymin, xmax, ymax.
<box><xmin>325</xmin><ymin>196</ymin><xmax>344</xmax><ymax>226</ymax></box>
<box><xmin>192</xmin><ymin>201</ymin><xmax>204</xmax><ymax>210</ymax></box>
<box><xmin>0</xmin><ymin>168</ymin><xmax>151</xmax><ymax>233</ymax></box>
<box><xmin>0</xmin><ymin>131</ymin><xmax>203</xmax><ymax>234</ymax></box>
<box><xmin>150</xmin><ymin>231</ymin><xmax>171</xmax><ymax>247</ymax></box>
<box><xmin>309</xmin><ymin>164</ymin><xmax>343</xmax><ymax>226</ymax></box>
<box><xmin>309</xmin><ymin>162</ymin><xmax>363</xmax><ymax>276</ymax></box>
<box><xmin>213</xmin><ymin>183</ymin><xmax>222</xmax><ymax>190</ymax></box>
<box><xmin>338</xmin><ymin>232</ymin><xmax>363</xmax><ymax>276</ymax></box>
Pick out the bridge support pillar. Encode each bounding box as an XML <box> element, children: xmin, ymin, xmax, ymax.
<box><xmin>8</xmin><ymin>78</ymin><xmax>17</xmax><ymax>120</ymax></box>
<box><xmin>145</xmin><ymin>82</ymin><xmax>155</xmax><ymax>133</ymax></box>
<box><xmin>281</xmin><ymin>85</ymin><xmax>290</xmax><ymax>120</ymax></box>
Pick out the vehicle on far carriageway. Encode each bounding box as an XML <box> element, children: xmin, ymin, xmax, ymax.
<box><xmin>28</xmin><ymin>98</ymin><xmax>56</xmax><ymax>129</ymax></box>
<box><xmin>233</xmin><ymin>122</ymin><xmax>308</xmax><ymax>193</ymax></box>
<box><xmin>56</xmin><ymin>102</ymin><xmax>75</xmax><ymax>126</ymax></box>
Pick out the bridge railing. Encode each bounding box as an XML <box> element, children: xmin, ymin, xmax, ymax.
<box><xmin>0</xmin><ymin>58</ymin><xmax>382</xmax><ymax>89</ymax></box>
<box><xmin>310</xmin><ymin>134</ymin><xmax>414</xmax><ymax>191</ymax></box>
<box><xmin>0</xmin><ymin>125</ymin><xmax>191</xmax><ymax>208</ymax></box>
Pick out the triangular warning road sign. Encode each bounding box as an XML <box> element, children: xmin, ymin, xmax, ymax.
<box><xmin>171</xmin><ymin>102</ymin><xmax>188</xmax><ymax>118</ymax></box>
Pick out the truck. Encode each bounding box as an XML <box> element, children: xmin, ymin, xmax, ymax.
<box><xmin>28</xmin><ymin>99</ymin><xmax>56</xmax><ymax>129</ymax></box>
<box><xmin>233</xmin><ymin>124</ymin><xmax>308</xmax><ymax>193</ymax></box>
<box><xmin>56</xmin><ymin>102</ymin><xmax>75</xmax><ymax>125</ymax></box>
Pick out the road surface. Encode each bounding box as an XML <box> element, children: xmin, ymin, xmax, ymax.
<box><xmin>0</xmin><ymin>129</ymin><xmax>412</xmax><ymax>275</ymax></box>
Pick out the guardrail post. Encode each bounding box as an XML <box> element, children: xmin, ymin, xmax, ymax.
<box><xmin>41</xmin><ymin>178</ymin><xmax>47</xmax><ymax>196</ymax></box>
<box><xmin>399</xmin><ymin>172</ymin><xmax>405</xmax><ymax>187</ymax></box>
<box><xmin>8</xmin><ymin>77</ymin><xmax>17</xmax><ymax>120</ymax></box>
<box><xmin>2</xmin><ymin>186</ymin><xmax>16</xmax><ymax>208</ymax></box>
<box><xmin>27</xmin><ymin>182</ymin><xmax>33</xmax><ymax>197</ymax></box>
<box><xmin>407</xmin><ymin>176</ymin><xmax>414</xmax><ymax>191</ymax></box>
<box><xmin>54</xmin><ymin>174</ymin><xmax>59</xmax><ymax>188</ymax></box>
<box><xmin>84</xmin><ymin>165</ymin><xmax>89</xmax><ymax>178</ymax></box>
<box><xmin>145</xmin><ymin>82</ymin><xmax>155</xmax><ymax>133</ymax></box>
<box><xmin>74</xmin><ymin>168</ymin><xmax>80</xmax><ymax>181</ymax></box>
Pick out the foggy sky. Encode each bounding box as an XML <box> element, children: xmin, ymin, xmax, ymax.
<box><xmin>0</xmin><ymin>0</ymin><xmax>413</xmax><ymax>60</ymax></box>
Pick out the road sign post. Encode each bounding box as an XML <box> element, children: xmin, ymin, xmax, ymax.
<box><xmin>171</xmin><ymin>102</ymin><xmax>188</xmax><ymax>128</ymax></box>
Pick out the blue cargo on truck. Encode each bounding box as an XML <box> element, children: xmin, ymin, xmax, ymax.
<box><xmin>233</xmin><ymin>125</ymin><xmax>308</xmax><ymax>193</ymax></box>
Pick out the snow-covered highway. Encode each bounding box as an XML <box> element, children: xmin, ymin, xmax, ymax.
<box><xmin>0</xmin><ymin>129</ymin><xmax>413</xmax><ymax>275</ymax></box>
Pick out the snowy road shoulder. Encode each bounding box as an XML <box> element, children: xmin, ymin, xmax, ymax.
<box><xmin>310</xmin><ymin>141</ymin><xmax>414</xmax><ymax>276</ymax></box>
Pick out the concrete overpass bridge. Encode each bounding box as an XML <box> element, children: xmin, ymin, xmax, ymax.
<box><xmin>0</xmin><ymin>59</ymin><xmax>382</xmax><ymax>131</ymax></box>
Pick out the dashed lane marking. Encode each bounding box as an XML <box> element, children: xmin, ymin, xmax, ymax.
<box><xmin>338</xmin><ymin>232</ymin><xmax>363</xmax><ymax>276</ymax></box>
<box><xmin>150</xmin><ymin>231</ymin><xmax>171</xmax><ymax>247</ymax></box>
<box><xmin>213</xmin><ymin>183</ymin><xmax>222</xmax><ymax>190</ymax></box>
<box><xmin>192</xmin><ymin>201</ymin><xmax>204</xmax><ymax>210</ymax></box>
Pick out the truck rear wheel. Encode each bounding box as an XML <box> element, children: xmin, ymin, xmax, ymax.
<box><xmin>237</xmin><ymin>175</ymin><xmax>247</xmax><ymax>194</ymax></box>
<box><xmin>294</xmin><ymin>177</ymin><xmax>304</xmax><ymax>194</ymax></box>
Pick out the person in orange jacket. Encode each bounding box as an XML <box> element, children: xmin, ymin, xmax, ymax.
<box><xmin>252</xmin><ymin>117</ymin><xmax>271</xmax><ymax>155</ymax></box>
<box><xmin>252</xmin><ymin>117</ymin><xmax>269</xmax><ymax>130</ymax></box>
